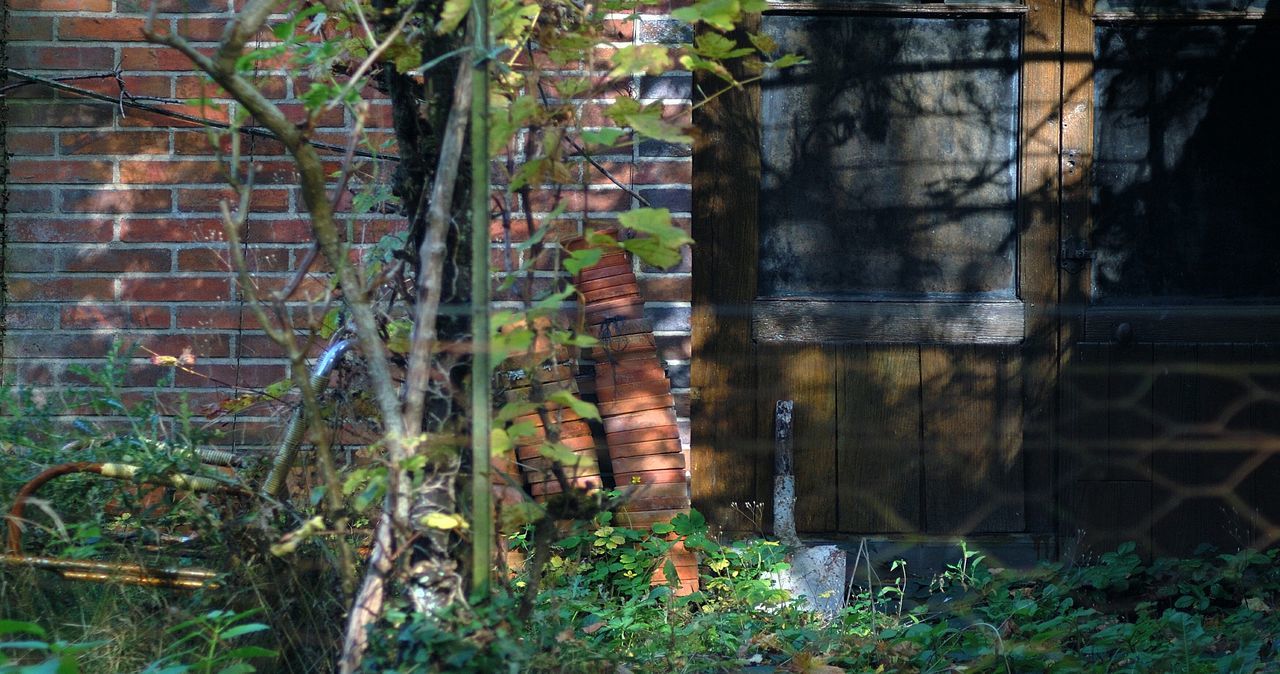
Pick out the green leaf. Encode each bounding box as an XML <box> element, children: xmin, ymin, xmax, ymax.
<box><xmin>624</xmin><ymin>112</ymin><xmax>692</xmax><ymax>144</ymax></box>
<box><xmin>621</xmin><ymin>236</ymin><xmax>680</xmax><ymax>269</ymax></box>
<box><xmin>748</xmin><ymin>32</ymin><xmax>778</xmax><ymax>54</ymax></box>
<box><xmin>651</xmin><ymin>522</ymin><xmax>675</xmax><ymax>535</ymax></box>
<box><xmin>770</xmin><ymin>53</ymin><xmax>809</xmax><ymax>70</ymax></box>
<box><xmin>223</xmin><ymin>646</ymin><xmax>277</xmax><ymax>660</ymax></box>
<box><xmin>496</xmin><ymin>401</ymin><xmax>539</xmax><ymax>424</ymax></box>
<box><xmin>0</xmin><ymin>621</ymin><xmax>46</xmax><ymax>638</ymax></box>
<box><xmin>220</xmin><ymin>623</ymin><xmax>270</xmax><ymax>640</ymax></box>
<box><xmin>609</xmin><ymin>44</ymin><xmax>672</xmax><ymax>78</ymax></box>
<box><xmin>548</xmin><ymin>390</ymin><xmax>601</xmax><ymax>422</ymax></box>
<box><xmin>580</xmin><ymin>128</ymin><xmax>626</xmax><ymax>147</ymax></box>
<box><xmin>539</xmin><ymin>442</ymin><xmax>583</xmax><ymax>466</ymax></box>
<box><xmin>491</xmin><ymin>428</ymin><xmax>512</xmax><ymax>455</ymax></box>
<box><xmin>318</xmin><ymin>307</ymin><xmax>341</xmax><ymax>339</ymax></box>
<box><xmin>563</xmin><ymin>247</ymin><xmax>602</xmax><ymax>276</ymax></box>
<box><xmin>437</xmin><ymin>0</ymin><xmax>470</xmax><ymax>34</ymax></box>
<box><xmin>505</xmin><ymin>420</ymin><xmax>537</xmax><ymax>442</ymax></box>
<box><xmin>692</xmin><ymin>33</ymin><xmax>753</xmax><ymax>60</ymax></box>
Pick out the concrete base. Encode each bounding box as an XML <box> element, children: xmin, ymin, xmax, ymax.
<box><xmin>769</xmin><ymin>544</ymin><xmax>847</xmax><ymax>616</ymax></box>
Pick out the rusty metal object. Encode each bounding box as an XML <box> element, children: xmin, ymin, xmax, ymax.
<box><xmin>3</xmin><ymin>339</ymin><xmax>358</xmax><ymax>590</ymax></box>
<box><xmin>1</xmin><ymin>553</ymin><xmax>219</xmax><ymax>590</ymax></box>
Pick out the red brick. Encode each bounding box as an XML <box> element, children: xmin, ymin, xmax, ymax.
<box><xmin>633</xmin><ymin>161</ymin><xmax>692</xmax><ymax>184</ymax></box>
<box><xmin>3</xmin><ymin>246</ymin><xmax>58</xmax><ymax>272</ymax></box>
<box><xmin>8</xmin><ymin>160</ymin><xmax>113</xmax><ymax>184</ymax></box>
<box><xmin>119</xmin><ymin>160</ymin><xmax>219</xmax><ymax>184</ymax></box>
<box><xmin>118</xmin><ymin>0</ymin><xmax>223</xmax><ymax>12</ymax></box>
<box><xmin>637</xmin><ymin>276</ymin><xmax>691</xmax><ymax>301</ymax></box>
<box><xmin>120</xmin><ymin>46</ymin><xmax>216</xmax><ymax>71</ymax></box>
<box><xmin>62</xmin><ymin>306</ymin><xmax>171</xmax><ymax>329</ymax></box>
<box><xmin>275</xmin><ymin>104</ymin><xmax>346</xmax><ymax>129</ymax></box>
<box><xmin>8</xmin><ymin>218</ymin><xmax>114</xmax><ymax>243</ymax></box>
<box><xmin>64</xmin><ymin>248</ymin><xmax>171</xmax><ymax>273</ymax></box>
<box><xmin>177</xmin><ymin>247</ymin><xmax>289</xmax><ymax>272</ymax></box>
<box><xmin>176</xmin><ymin>307</ymin><xmax>254</xmax><ymax>330</ymax></box>
<box><xmin>175</xmin><ymin>364</ymin><xmax>288</xmax><ymax>388</ymax></box>
<box><xmin>7</xmin><ymin>305</ymin><xmax>60</xmax><ymax>330</ymax></box>
<box><xmin>173</xmin><ymin>131</ymin><xmax>287</xmax><ymax>157</ymax></box>
<box><xmin>74</xmin><ymin>75</ymin><xmax>173</xmax><ymax>99</ymax></box>
<box><xmin>5</xmin><ymin>131</ymin><xmax>56</xmax><ymax>155</ymax></box>
<box><xmin>9</xmin><ymin>47</ymin><xmax>115</xmax><ymax>71</ymax></box>
<box><xmin>7</xmin><ymin>16</ymin><xmax>54</xmax><ymax>40</ymax></box>
<box><xmin>176</xmin><ymin>188</ymin><xmax>290</xmax><ymax>213</ymax></box>
<box><xmin>7</xmin><ymin>278</ymin><xmax>114</xmax><ymax>302</ymax></box>
<box><xmin>175</xmin><ymin>75</ymin><xmax>286</xmax><ymax>100</ymax></box>
<box><xmin>120</xmin><ymin>217</ymin><xmax>227</xmax><ymax>242</ymax></box>
<box><xmin>60</xmin><ymin>17</ymin><xmax>148</xmax><ymax>41</ymax></box>
<box><xmin>62</xmin><ymin>130</ymin><xmax>170</xmax><ymax>155</ymax></box>
<box><xmin>6</xmin><ymin>189</ymin><xmax>55</xmax><ymax>213</ymax></box>
<box><xmin>242</xmin><ymin>220</ymin><xmax>314</xmax><ymax>243</ymax></box>
<box><xmin>7</xmin><ymin>0</ymin><xmax>110</xmax><ymax>9</ymax></box>
<box><xmin>119</xmin><ymin>277</ymin><xmax>231</xmax><ymax>301</ymax></box>
<box><xmin>62</xmin><ymin>189</ymin><xmax>173</xmax><ymax>214</ymax></box>
<box><xmin>527</xmin><ymin>188</ymin><xmax>630</xmax><ymax>213</ymax></box>
<box><xmin>6</xmin><ymin>101</ymin><xmax>115</xmax><ymax>128</ymax></box>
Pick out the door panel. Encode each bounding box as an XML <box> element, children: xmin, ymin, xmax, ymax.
<box><xmin>754</xmin><ymin>8</ymin><xmax>1029</xmax><ymax>536</ymax></box>
<box><xmin>837</xmin><ymin>344</ymin><xmax>922</xmax><ymax>533</ymax></box>
<box><xmin>1061</xmin><ymin>4</ymin><xmax>1280</xmax><ymax>557</ymax></box>
<box><xmin>921</xmin><ymin>345</ymin><xmax>1024</xmax><ymax>533</ymax></box>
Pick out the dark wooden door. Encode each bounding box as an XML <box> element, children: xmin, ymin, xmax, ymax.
<box><xmin>692</xmin><ymin>3</ymin><xmax>1062</xmax><ymax>538</ymax></box>
<box><xmin>1059</xmin><ymin>1</ymin><xmax>1280</xmax><ymax>558</ymax></box>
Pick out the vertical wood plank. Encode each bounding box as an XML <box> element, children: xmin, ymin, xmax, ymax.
<box><xmin>1057</xmin><ymin>0</ymin><xmax>1096</xmax><ymax>551</ymax></box>
<box><xmin>921</xmin><ymin>345</ymin><xmax>1024</xmax><ymax>534</ymax></box>
<box><xmin>755</xmin><ymin>343</ymin><xmax>838</xmax><ymax>533</ymax></box>
<box><xmin>837</xmin><ymin>344</ymin><xmax>922</xmax><ymax>533</ymax></box>
<box><xmin>1106</xmin><ymin>344</ymin><xmax>1154</xmax><ymax>481</ymax></box>
<box><xmin>1153</xmin><ymin>344</ymin><xmax>1253</xmax><ymax>555</ymax></box>
<box><xmin>1243</xmin><ymin>344</ymin><xmax>1280</xmax><ymax>548</ymax></box>
<box><xmin>1151</xmin><ymin>344</ymin><xmax>1198</xmax><ymax>557</ymax></box>
<box><xmin>690</xmin><ymin>15</ymin><xmax>764</xmax><ymax>530</ymax></box>
<box><xmin>1020</xmin><ymin>0</ymin><xmax>1066</xmax><ymax>536</ymax></box>
<box><xmin>1072</xmin><ymin>481</ymin><xmax>1152</xmax><ymax>561</ymax></box>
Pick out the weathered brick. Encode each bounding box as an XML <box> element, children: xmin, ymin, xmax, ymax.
<box><xmin>59</xmin><ymin>17</ymin><xmax>149</xmax><ymax>41</ymax></box>
<box><xmin>5</xmin><ymin>189</ymin><xmax>55</xmax><ymax>213</ymax></box>
<box><xmin>8</xmin><ymin>217</ymin><xmax>114</xmax><ymax>243</ymax></box>
<box><xmin>175</xmin><ymin>364</ymin><xmax>288</xmax><ymax>388</ymax></box>
<box><xmin>120</xmin><ymin>160</ymin><xmax>220</xmax><ymax>184</ymax></box>
<box><xmin>638</xmin><ymin>275</ymin><xmax>691</xmax><ymax>302</ymax></box>
<box><xmin>4</xmin><ymin>305</ymin><xmax>59</xmax><ymax>330</ymax></box>
<box><xmin>6</xmin><ymin>16</ymin><xmax>54</xmax><ymax>40</ymax></box>
<box><xmin>62</xmin><ymin>130</ymin><xmax>170</xmax><ymax>155</ymax></box>
<box><xmin>6</xmin><ymin>102</ymin><xmax>115</xmax><ymax>128</ymax></box>
<box><xmin>62</xmin><ymin>189</ymin><xmax>173</xmax><ymax>214</ymax></box>
<box><xmin>3</xmin><ymin>246</ymin><xmax>58</xmax><ymax>272</ymax></box>
<box><xmin>7</xmin><ymin>0</ymin><xmax>110</xmax><ymax>9</ymax></box>
<box><xmin>9</xmin><ymin>47</ymin><xmax>115</xmax><ymax>71</ymax></box>
<box><xmin>7</xmin><ymin>278</ymin><xmax>115</xmax><ymax>302</ymax></box>
<box><xmin>177</xmin><ymin>247</ymin><xmax>289</xmax><ymax>272</ymax></box>
<box><xmin>120</xmin><ymin>46</ymin><xmax>215</xmax><ymax>71</ymax></box>
<box><xmin>119</xmin><ymin>217</ymin><xmax>227</xmax><ymax>242</ymax></box>
<box><xmin>61</xmin><ymin>305</ymin><xmax>171</xmax><ymax>329</ymax></box>
<box><xmin>5</xmin><ymin>131</ymin><xmax>56</xmax><ymax>155</ymax></box>
<box><xmin>633</xmin><ymin>161</ymin><xmax>691</xmax><ymax>184</ymax></box>
<box><xmin>175</xmin><ymin>188</ymin><xmax>290</xmax><ymax>213</ymax></box>
<box><xmin>8</xmin><ymin>160</ymin><xmax>113</xmax><ymax>184</ymax></box>
<box><xmin>64</xmin><ymin>247</ymin><xmax>172</xmax><ymax>273</ymax></box>
<box><xmin>119</xmin><ymin>277</ymin><xmax>231</xmax><ymax>302</ymax></box>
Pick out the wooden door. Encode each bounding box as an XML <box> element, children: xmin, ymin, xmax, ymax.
<box><xmin>1059</xmin><ymin>0</ymin><xmax>1280</xmax><ymax>558</ymax></box>
<box><xmin>692</xmin><ymin>2</ymin><xmax>1063</xmax><ymax>539</ymax></box>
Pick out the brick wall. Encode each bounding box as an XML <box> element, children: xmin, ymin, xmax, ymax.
<box><xmin>2</xmin><ymin>3</ymin><xmax>694</xmax><ymax>460</ymax></box>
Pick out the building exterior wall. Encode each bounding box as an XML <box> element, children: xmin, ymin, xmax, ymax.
<box><xmin>2</xmin><ymin>3</ymin><xmax>694</xmax><ymax>459</ymax></box>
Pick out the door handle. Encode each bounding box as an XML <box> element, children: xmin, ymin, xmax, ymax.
<box><xmin>1113</xmin><ymin>321</ymin><xmax>1134</xmax><ymax>345</ymax></box>
<box><xmin>1059</xmin><ymin>236</ymin><xmax>1095</xmax><ymax>274</ymax></box>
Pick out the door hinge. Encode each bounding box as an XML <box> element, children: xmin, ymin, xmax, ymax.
<box><xmin>1059</xmin><ymin>236</ymin><xmax>1094</xmax><ymax>274</ymax></box>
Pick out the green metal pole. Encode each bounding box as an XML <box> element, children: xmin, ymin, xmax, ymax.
<box><xmin>468</xmin><ymin>0</ymin><xmax>492</xmax><ymax>600</ymax></box>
